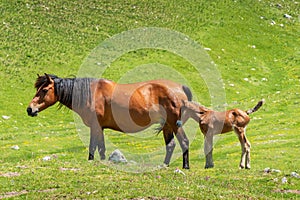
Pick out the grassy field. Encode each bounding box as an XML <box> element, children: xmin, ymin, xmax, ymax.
<box><xmin>1</xmin><ymin>0</ymin><xmax>299</xmax><ymax>199</ymax></box>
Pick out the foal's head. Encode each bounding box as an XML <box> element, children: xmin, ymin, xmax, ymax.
<box><xmin>27</xmin><ymin>73</ymin><xmax>58</xmax><ymax>117</ymax></box>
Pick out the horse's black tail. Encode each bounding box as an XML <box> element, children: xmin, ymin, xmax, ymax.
<box><xmin>246</xmin><ymin>99</ymin><xmax>265</xmax><ymax>115</ymax></box>
<box><xmin>182</xmin><ymin>85</ymin><xmax>192</xmax><ymax>101</ymax></box>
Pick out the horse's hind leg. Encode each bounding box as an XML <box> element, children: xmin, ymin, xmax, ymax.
<box><xmin>175</xmin><ymin>127</ymin><xmax>190</xmax><ymax>169</ymax></box>
<box><xmin>163</xmin><ymin>127</ymin><xmax>176</xmax><ymax>166</ymax></box>
<box><xmin>204</xmin><ymin>131</ymin><xmax>214</xmax><ymax>168</ymax></box>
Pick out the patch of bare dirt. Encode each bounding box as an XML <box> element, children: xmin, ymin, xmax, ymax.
<box><xmin>0</xmin><ymin>190</ymin><xmax>28</xmax><ymax>199</ymax></box>
<box><xmin>0</xmin><ymin>172</ymin><xmax>20</xmax><ymax>177</ymax></box>
<box><xmin>273</xmin><ymin>189</ymin><xmax>300</xmax><ymax>194</ymax></box>
<box><xmin>127</xmin><ymin>197</ymin><xmax>188</xmax><ymax>200</ymax></box>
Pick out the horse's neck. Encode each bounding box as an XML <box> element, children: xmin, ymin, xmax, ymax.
<box><xmin>55</xmin><ymin>78</ymin><xmax>74</xmax><ymax>109</ymax></box>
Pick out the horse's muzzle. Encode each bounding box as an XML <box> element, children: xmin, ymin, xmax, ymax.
<box><xmin>27</xmin><ymin>107</ymin><xmax>38</xmax><ymax>117</ymax></box>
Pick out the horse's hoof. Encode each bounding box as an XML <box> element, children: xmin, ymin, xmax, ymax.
<box><xmin>158</xmin><ymin>163</ymin><xmax>169</xmax><ymax>169</ymax></box>
<box><xmin>100</xmin><ymin>156</ymin><xmax>106</xmax><ymax>160</ymax></box>
<box><xmin>205</xmin><ymin>164</ymin><xmax>214</xmax><ymax>169</ymax></box>
<box><xmin>183</xmin><ymin>165</ymin><xmax>190</xmax><ymax>169</ymax></box>
<box><xmin>88</xmin><ymin>154</ymin><xmax>94</xmax><ymax>160</ymax></box>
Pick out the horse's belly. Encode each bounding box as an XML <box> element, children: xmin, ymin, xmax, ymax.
<box><xmin>102</xmin><ymin>107</ymin><xmax>161</xmax><ymax>133</ymax></box>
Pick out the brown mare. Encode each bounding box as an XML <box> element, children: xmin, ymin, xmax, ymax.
<box><xmin>27</xmin><ymin>74</ymin><xmax>193</xmax><ymax>169</ymax></box>
<box><xmin>180</xmin><ymin>99</ymin><xmax>264</xmax><ymax>169</ymax></box>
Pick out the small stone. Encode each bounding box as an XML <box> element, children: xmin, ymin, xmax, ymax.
<box><xmin>11</xmin><ymin>145</ymin><xmax>20</xmax><ymax>150</ymax></box>
<box><xmin>108</xmin><ymin>149</ymin><xmax>127</xmax><ymax>163</ymax></box>
<box><xmin>281</xmin><ymin>177</ymin><xmax>288</xmax><ymax>184</ymax></box>
<box><xmin>264</xmin><ymin>167</ymin><xmax>271</xmax><ymax>173</ymax></box>
<box><xmin>174</xmin><ymin>167</ymin><xmax>186</xmax><ymax>176</ymax></box>
<box><xmin>42</xmin><ymin>156</ymin><xmax>51</xmax><ymax>161</ymax></box>
<box><xmin>2</xmin><ymin>115</ymin><xmax>10</xmax><ymax>120</ymax></box>
<box><xmin>283</xmin><ymin>14</ymin><xmax>292</xmax><ymax>19</ymax></box>
<box><xmin>291</xmin><ymin>172</ymin><xmax>300</xmax><ymax>178</ymax></box>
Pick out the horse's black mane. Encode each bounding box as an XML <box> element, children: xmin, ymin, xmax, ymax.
<box><xmin>35</xmin><ymin>74</ymin><xmax>96</xmax><ymax>109</ymax></box>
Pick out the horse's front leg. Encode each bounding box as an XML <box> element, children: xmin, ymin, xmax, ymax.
<box><xmin>204</xmin><ymin>132</ymin><xmax>214</xmax><ymax>169</ymax></box>
<box><xmin>88</xmin><ymin>127</ymin><xmax>97</xmax><ymax>160</ymax></box>
<box><xmin>88</xmin><ymin>122</ymin><xmax>105</xmax><ymax>160</ymax></box>
<box><xmin>175</xmin><ymin>127</ymin><xmax>189</xmax><ymax>169</ymax></box>
<box><xmin>96</xmin><ymin>128</ymin><xmax>106</xmax><ymax>160</ymax></box>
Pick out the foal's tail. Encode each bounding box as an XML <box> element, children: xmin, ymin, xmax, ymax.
<box><xmin>246</xmin><ymin>99</ymin><xmax>265</xmax><ymax>115</ymax></box>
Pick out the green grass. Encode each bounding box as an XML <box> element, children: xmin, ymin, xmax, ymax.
<box><xmin>1</xmin><ymin>0</ymin><xmax>299</xmax><ymax>199</ymax></box>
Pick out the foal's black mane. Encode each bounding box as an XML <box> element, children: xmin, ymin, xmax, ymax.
<box><xmin>35</xmin><ymin>74</ymin><xmax>96</xmax><ymax>109</ymax></box>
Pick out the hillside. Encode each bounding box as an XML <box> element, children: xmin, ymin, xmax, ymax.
<box><xmin>0</xmin><ymin>0</ymin><xmax>299</xmax><ymax>199</ymax></box>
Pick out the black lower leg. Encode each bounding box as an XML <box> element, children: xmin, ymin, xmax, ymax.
<box><xmin>183</xmin><ymin>149</ymin><xmax>189</xmax><ymax>169</ymax></box>
<box><xmin>88</xmin><ymin>153</ymin><xmax>94</xmax><ymax>160</ymax></box>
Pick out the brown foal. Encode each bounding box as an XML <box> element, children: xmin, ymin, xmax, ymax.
<box><xmin>180</xmin><ymin>99</ymin><xmax>264</xmax><ymax>169</ymax></box>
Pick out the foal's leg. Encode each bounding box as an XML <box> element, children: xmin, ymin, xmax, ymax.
<box><xmin>162</xmin><ymin>127</ymin><xmax>176</xmax><ymax>166</ymax></box>
<box><xmin>204</xmin><ymin>131</ymin><xmax>214</xmax><ymax>168</ymax></box>
<box><xmin>175</xmin><ymin>127</ymin><xmax>190</xmax><ymax>169</ymax></box>
<box><xmin>244</xmin><ymin>127</ymin><xmax>251</xmax><ymax>169</ymax></box>
<box><xmin>234</xmin><ymin>127</ymin><xmax>251</xmax><ymax>169</ymax></box>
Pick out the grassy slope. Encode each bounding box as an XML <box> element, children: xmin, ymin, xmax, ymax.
<box><xmin>0</xmin><ymin>0</ymin><xmax>299</xmax><ymax>199</ymax></box>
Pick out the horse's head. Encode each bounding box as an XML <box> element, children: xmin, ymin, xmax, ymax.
<box><xmin>27</xmin><ymin>73</ymin><xmax>58</xmax><ymax>117</ymax></box>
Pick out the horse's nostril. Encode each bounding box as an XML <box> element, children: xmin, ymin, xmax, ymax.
<box><xmin>27</xmin><ymin>107</ymin><xmax>38</xmax><ymax>117</ymax></box>
<box><xmin>27</xmin><ymin>107</ymin><xmax>32</xmax><ymax>115</ymax></box>
<box><xmin>27</xmin><ymin>107</ymin><xmax>32</xmax><ymax>113</ymax></box>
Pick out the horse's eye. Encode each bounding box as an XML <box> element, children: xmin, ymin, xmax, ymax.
<box><xmin>42</xmin><ymin>89</ymin><xmax>48</xmax><ymax>93</ymax></box>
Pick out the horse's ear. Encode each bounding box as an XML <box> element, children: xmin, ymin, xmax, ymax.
<box><xmin>37</xmin><ymin>74</ymin><xmax>40</xmax><ymax>78</ymax></box>
<box><xmin>44</xmin><ymin>73</ymin><xmax>53</xmax><ymax>83</ymax></box>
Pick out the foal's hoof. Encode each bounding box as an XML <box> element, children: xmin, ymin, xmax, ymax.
<box><xmin>239</xmin><ymin>164</ymin><xmax>251</xmax><ymax>169</ymax></box>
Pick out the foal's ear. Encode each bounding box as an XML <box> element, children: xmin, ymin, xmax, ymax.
<box><xmin>44</xmin><ymin>73</ymin><xmax>54</xmax><ymax>83</ymax></box>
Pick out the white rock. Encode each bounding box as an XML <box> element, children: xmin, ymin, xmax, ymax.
<box><xmin>264</xmin><ymin>167</ymin><xmax>271</xmax><ymax>173</ymax></box>
<box><xmin>283</xmin><ymin>14</ymin><xmax>292</xmax><ymax>19</ymax></box>
<box><xmin>270</xmin><ymin>20</ymin><xmax>276</xmax><ymax>25</ymax></box>
<box><xmin>174</xmin><ymin>168</ymin><xmax>186</xmax><ymax>176</ymax></box>
<box><xmin>108</xmin><ymin>149</ymin><xmax>127</xmax><ymax>163</ymax></box>
<box><xmin>272</xmin><ymin>169</ymin><xmax>281</xmax><ymax>173</ymax></box>
<box><xmin>291</xmin><ymin>172</ymin><xmax>300</xmax><ymax>178</ymax></box>
<box><xmin>2</xmin><ymin>115</ymin><xmax>10</xmax><ymax>120</ymax></box>
<box><xmin>261</xmin><ymin>78</ymin><xmax>268</xmax><ymax>81</ymax></box>
<box><xmin>281</xmin><ymin>177</ymin><xmax>288</xmax><ymax>184</ymax></box>
<box><xmin>42</xmin><ymin>156</ymin><xmax>51</xmax><ymax>161</ymax></box>
<box><xmin>11</xmin><ymin>145</ymin><xmax>20</xmax><ymax>150</ymax></box>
